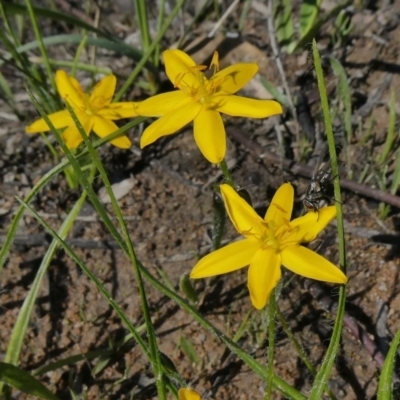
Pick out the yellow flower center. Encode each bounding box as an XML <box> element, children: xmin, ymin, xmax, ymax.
<box><xmin>174</xmin><ymin>51</ymin><xmax>223</xmax><ymax>107</ymax></box>
<box><xmin>258</xmin><ymin>220</ymin><xmax>299</xmax><ymax>252</ymax></box>
<box><xmin>65</xmin><ymin>89</ymin><xmax>108</xmax><ymax>117</ymax></box>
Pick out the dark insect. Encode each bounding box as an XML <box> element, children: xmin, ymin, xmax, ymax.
<box><xmin>303</xmin><ymin>161</ymin><xmax>333</xmax><ymax>212</ymax></box>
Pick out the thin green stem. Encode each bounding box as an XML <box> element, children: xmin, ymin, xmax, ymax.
<box><xmin>154</xmin><ymin>0</ymin><xmax>166</xmax><ymax>67</ymax></box>
<box><xmin>309</xmin><ymin>39</ymin><xmax>347</xmax><ymax>400</ymax></box>
<box><xmin>134</xmin><ymin>0</ymin><xmax>151</xmax><ymax>53</ymax></box>
<box><xmin>265</xmin><ymin>290</ymin><xmax>276</xmax><ymax>399</ymax></box>
<box><xmin>114</xmin><ymin>0</ymin><xmax>185</xmax><ymax>101</ymax></box>
<box><xmin>25</xmin><ymin>0</ymin><xmax>56</xmax><ymax>92</ymax></box>
<box><xmin>218</xmin><ymin>159</ymin><xmax>234</xmax><ymax>187</ymax></box>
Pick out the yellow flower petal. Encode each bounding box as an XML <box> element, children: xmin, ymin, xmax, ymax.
<box><xmin>193</xmin><ymin>108</ymin><xmax>226</xmax><ymax>164</ymax></box>
<box><xmin>178</xmin><ymin>388</ymin><xmax>201</xmax><ymax>400</ymax></box>
<box><xmin>281</xmin><ymin>245</ymin><xmax>347</xmax><ymax>283</ymax></box>
<box><xmin>97</xmin><ymin>102</ymin><xmax>138</xmax><ymax>119</ymax></box>
<box><xmin>55</xmin><ymin>70</ymin><xmax>85</xmax><ymax>109</ymax></box>
<box><xmin>264</xmin><ymin>183</ymin><xmax>294</xmax><ymax>227</ymax></box>
<box><xmin>25</xmin><ymin>110</ymin><xmax>73</xmax><ymax>133</ymax></box>
<box><xmin>248</xmin><ymin>247</ymin><xmax>281</xmax><ymax>309</ymax></box>
<box><xmin>90</xmin><ymin>74</ymin><xmax>116</xmax><ymax>107</ymax></box>
<box><xmin>163</xmin><ymin>49</ymin><xmax>198</xmax><ymax>89</ymax></box>
<box><xmin>135</xmin><ymin>91</ymin><xmax>189</xmax><ymax>117</ymax></box>
<box><xmin>140</xmin><ymin>101</ymin><xmax>202</xmax><ymax>148</ymax></box>
<box><xmin>289</xmin><ymin>206</ymin><xmax>337</xmax><ymax>243</ymax></box>
<box><xmin>217</xmin><ymin>96</ymin><xmax>283</xmax><ymax>118</ymax></box>
<box><xmin>190</xmin><ymin>238</ymin><xmax>259</xmax><ymax>279</ymax></box>
<box><xmin>62</xmin><ymin>125</ymin><xmax>84</xmax><ymax>148</ymax></box>
<box><xmin>214</xmin><ymin>63</ymin><xmax>258</xmax><ymax>94</ymax></box>
<box><xmin>66</xmin><ymin>74</ymin><xmax>83</xmax><ymax>93</ymax></box>
<box><xmin>220</xmin><ymin>184</ymin><xmax>264</xmax><ymax>237</ymax></box>
<box><xmin>92</xmin><ymin>116</ymin><xmax>131</xmax><ymax>148</ymax></box>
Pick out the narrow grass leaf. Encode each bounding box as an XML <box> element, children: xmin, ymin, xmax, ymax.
<box><xmin>309</xmin><ymin>39</ymin><xmax>347</xmax><ymax>400</ymax></box>
<box><xmin>34</xmin><ymin>350</ymin><xmax>114</xmax><ymax>376</ymax></box>
<box><xmin>232</xmin><ymin>309</ymin><xmax>252</xmax><ymax>343</ymax></box>
<box><xmin>0</xmin><ymin>362</ymin><xmax>59</xmax><ymax>400</ymax></box>
<box><xmin>0</xmin><ymin>34</ymin><xmax>154</xmax><ymax>75</ymax></box>
<box><xmin>391</xmin><ymin>147</ymin><xmax>400</xmax><ymax>195</ymax></box>
<box><xmin>212</xmin><ymin>190</ymin><xmax>226</xmax><ymax>250</ymax></box>
<box><xmin>273</xmin><ymin>0</ymin><xmax>295</xmax><ymax>50</ymax></box>
<box><xmin>330</xmin><ymin>57</ymin><xmax>352</xmax><ymax>143</ymax></box>
<box><xmin>292</xmin><ymin>0</ymin><xmax>352</xmax><ymax>53</ymax></box>
<box><xmin>0</xmin><ymin>70</ymin><xmax>19</xmax><ymax>115</ymax></box>
<box><xmin>266</xmin><ymin>290</ymin><xmax>276</xmax><ymax>399</ymax></box>
<box><xmin>3</xmin><ymin>3</ymin><xmax>111</xmax><ymax>37</ymax></box>
<box><xmin>134</xmin><ymin>0</ymin><xmax>151</xmax><ymax>53</ymax></box>
<box><xmin>259</xmin><ymin>77</ymin><xmax>289</xmax><ymax>109</ymax></box>
<box><xmin>377</xmin><ymin>328</ymin><xmax>400</xmax><ymax>399</ymax></box>
<box><xmin>299</xmin><ymin>0</ymin><xmax>322</xmax><ymax>37</ymax></box>
<box><xmin>179</xmin><ymin>337</ymin><xmax>200</xmax><ymax>365</ymax></box>
<box><xmin>180</xmin><ymin>275</ymin><xmax>199</xmax><ymax>303</ymax></box>
<box><xmin>378</xmin><ymin>89</ymin><xmax>396</xmax><ymax>165</ymax></box>
<box><xmin>25</xmin><ymin>0</ymin><xmax>56</xmax><ymax>92</ymax></box>
<box><xmin>115</xmin><ymin>0</ymin><xmax>185</xmax><ymax>100</ymax></box>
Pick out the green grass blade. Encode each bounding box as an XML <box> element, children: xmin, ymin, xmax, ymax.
<box><xmin>391</xmin><ymin>147</ymin><xmax>400</xmax><ymax>195</ymax></box>
<box><xmin>0</xmin><ymin>34</ymin><xmax>152</xmax><ymax>72</ymax></box>
<box><xmin>309</xmin><ymin>39</ymin><xmax>347</xmax><ymax>400</ymax></box>
<box><xmin>29</xmin><ymin>58</ymin><xmax>111</xmax><ymax>74</ymax></box>
<box><xmin>377</xmin><ymin>328</ymin><xmax>400</xmax><ymax>399</ymax></box>
<box><xmin>179</xmin><ymin>337</ymin><xmax>200</xmax><ymax>365</ymax></box>
<box><xmin>266</xmin><ymin>291</ymin><xmax>276</xmax><ymax>399</ymax></box>
<box><xmin>114</xmin><ymin>0</ymin><xmax>185</xmax><ymax>100</ymax></box>
<box><xmin>299</xmin><ymin>0</ymin><xmax>322</xmax><ymax>37</ymax></box>
<box><xmin>3</xmin><ymin>2</ymin><xmax>111</xmax><ymax>37</ymax></box>
<box><xmin>25</xmin><ymin>0</ymin><xmax>56</xmax><ymax>92</ymax></box>
<box><xmin>259</xmin><ymin>76</ymin><xmax>289</xmax><ymax>109</ymax></box>
<box><xmin>0</xmin><ymin>362</ymin><xmax>59</xmax><ymax>400</ymax></box>
<box><xmin>34</xmin><ymin>349</ymin><xmax>114</xmax><ymax>376</ymax></box>
<box><xmin>292</xmin><ymin>0</ymin><xmax>352</xmax><ymax>53</ymax></box>
<box><xmin>273</xmin><ymin>0</ymin><xmax>295</xmax><ymax>51</ymax></box>
<box><xmin>0</xmin><ymin>70</ymin><xmax>20</xmax><ymax>117</ymax></box>
<box><xmin>330</xmin><ymin>56</ymin><xmax>352</xmax><ymax>144</ymax></box>
<box><xmin>134</xmin><ymin>0</ymin><xmax>151</xmax><ymax>53</ymax></box>
<box><xmin>378</xmin><ymin>89</ymin><xmax>396</xmax><ymax>165</ymax></box>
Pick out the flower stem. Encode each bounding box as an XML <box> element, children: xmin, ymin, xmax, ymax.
<box><xmin>265</xmin><ymin>289</ymin><xmax>276</xmax><ymax>399</ymax></box>
<box><xmin>218</xmin><ymin>159</ymin><xmax>234</xmax><ymax>187</ymax></box>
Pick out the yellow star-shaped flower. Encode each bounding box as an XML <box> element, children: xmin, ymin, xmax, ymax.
<box><xmin>178</xmin><ymin>388</ymin><xmax>201</xmax><ymax>400</ymax></box>
<box><xmin>190</xmin><ymin>183</ymin><xmax>347</xmax><ymax>310</ymax></box>
<box><xmin>25</xmin><ymin>70</ymin><xmax>137</xmax><ymax>149</ymax></box>
<box><xmin>135</xmin><ymin>49</ymin><xmax>283</xmax><ymax>164</ymax></box>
